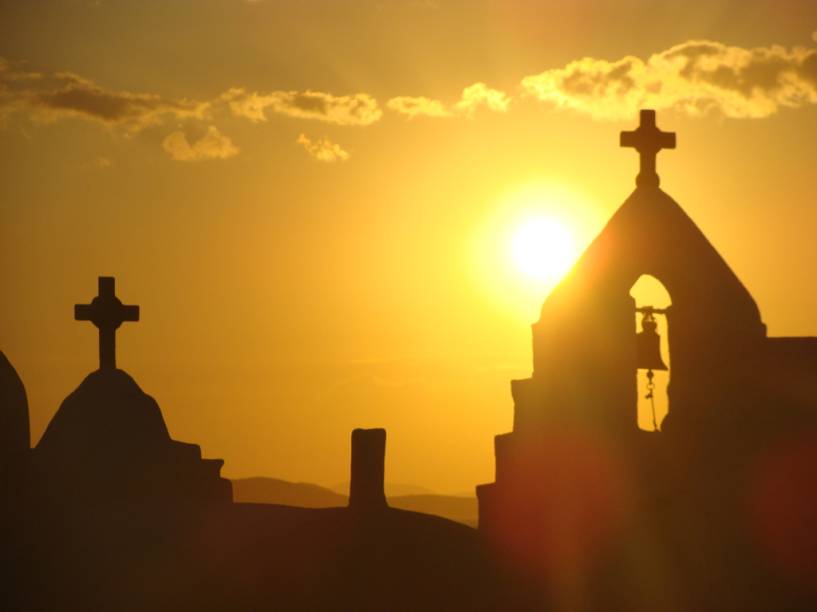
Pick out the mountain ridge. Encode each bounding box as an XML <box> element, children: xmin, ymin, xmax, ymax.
<box><xmin>232</xmin><ymin>477</ymin><xmax>478</xmax><ymax>527</ymax></box>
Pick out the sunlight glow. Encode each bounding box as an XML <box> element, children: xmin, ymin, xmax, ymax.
<box><xmin>468</xmin><ymin>180</ymin><xmax>600</xmax><ymax>325</ymax></box>
<box><xmin>510</xmin><ymin>216</ymin><xmax>576</xmax><ymax>284</ymax></box>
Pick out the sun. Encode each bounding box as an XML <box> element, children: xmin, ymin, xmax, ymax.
<box><xmin>469</xmin><ymin>181</ymin><xmax>596</xmax><ymax>322</ymax></box>
<box><xmin>509</xmin><ymin>216</ymin><xmax>577</xmax><ymax>285</ymax></box>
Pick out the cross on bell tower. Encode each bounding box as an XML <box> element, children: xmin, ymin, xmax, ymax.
<box><xmin>620</xmin><ymin>109</ymin><xmax>676</xmax><ymax>188</ymax></box>
<box><xmin>75</xmin><ymin>276</ymin><xmax>140</xmax><ymax>370</ymax></box>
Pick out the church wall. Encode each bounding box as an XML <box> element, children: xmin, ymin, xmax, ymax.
<box><xmin>529</xmin><ymin>288</ymin><xmax>638</xmax><ymax>434</ymax></box>
<box><xmin>743</xmin><ymin>337</ymin><xmax>817</xmax><ymax>431</ymax></box>
<box><xmin>660</xmin><ymin>304</ymin><xmax>768</xmax><ymax>434</ymax></box>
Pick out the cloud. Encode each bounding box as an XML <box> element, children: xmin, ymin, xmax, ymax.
<box><xmin>223</xmin><ymin>88</ymin><xmax>382</xmax><ymax>126</ymax></box>
<box><xmin>521</xmin><ymin>39</ymin><xmax>817</xmax><ymax>120</ymax></box>
<box><xmin>296</xmin><ymin>133</ymin><xmax>350</xmax><ymax>162</ymax></box>
<box><xmin>1</xmin><ymin>59</ymin><xmax>382</xmax><ymax>139</ymax></box>
<box><xmin>387</xmin><ymin>82</ymin><xmax>510</xmax><ymax>119</ymax></box>
<box><xmin>0</xmin><ymin>59</ymin><xmax>40</xmax><ymax>124</ymax></box>
<box><xmin>0</xmin><ymin>60</ymin><xmax>208</xmax><ymax>132</ymax></box>
<box><xmin>386</xmin><ymin>96</ymin><xmax>451</xmax><ymax>118</ymax></box>
<box><xmin>455</xmin><ymin>82</ymin><xmax>511</xmax><ymax>116</ymax></box>
<box><xmin>1</xmin><ymin>59</ymin><xmax>383</xmax><ymax>133</ymax></box>
<box><xmin>162</xmin><ymin>126</ymin><xmax>239</xmax><ymax>161</ymax></box>
<box><xmin>36</xmin><ymin>74</ymin><xmax>209</xmax><ymax>130</ymax></box>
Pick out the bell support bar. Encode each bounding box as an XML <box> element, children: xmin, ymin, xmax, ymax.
<box><xmin>635</xmin><ymin>306</ymin><xmax>670</xmax><ymax>315</ymax></box>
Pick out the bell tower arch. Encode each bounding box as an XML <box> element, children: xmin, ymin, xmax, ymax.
<box><xmin>630</xmin><ymin>274</ymin><xmax>672</xmax><ymax>431</ymax></box>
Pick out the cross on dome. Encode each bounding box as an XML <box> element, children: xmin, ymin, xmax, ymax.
<box><xmin>74</xmin><ymin>276</ymin><xmax>140</xmax><ymax>370</ymax></box>
<box><xmin>620</xmin><ymin>109</ymin><xmax>676</xmax><ymax>188</ymax></box>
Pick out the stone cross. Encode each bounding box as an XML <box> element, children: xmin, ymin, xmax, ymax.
<box><xmin>620</xmin><ymin>109</ymin><xmax>676</xmax><ymax>188</ymax></box>
<box><xmin>75</xmin><ymin>277</ymin><xmax>139</xmax><ymax>370</ymax></box>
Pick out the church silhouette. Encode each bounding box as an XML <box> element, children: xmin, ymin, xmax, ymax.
<box><xmin>478</xmin><ymin>110</ymin><xmax>817</xmax><ymax>610</ymax></box>
<box><xmin>2</xmin><ymin>110</ymin><xmax>817</xmax><ymax>611</ymax></box>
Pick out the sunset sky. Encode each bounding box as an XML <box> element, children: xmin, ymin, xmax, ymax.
<box><xmin>3</xmin><ymin>0</ymin><xmax>817</xmax><ymax>494</ymax></box>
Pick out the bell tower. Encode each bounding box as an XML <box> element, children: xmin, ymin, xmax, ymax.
<box><xmin>477</xmin><ymin>109</ymin><xmax>767</xmax><ymax>577</ymax></box>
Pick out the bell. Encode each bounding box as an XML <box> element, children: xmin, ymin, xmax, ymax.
<box><xmin>636</xmin><ymin>309</ymin><xmax>668</xmax><ymax>371</ymax></box>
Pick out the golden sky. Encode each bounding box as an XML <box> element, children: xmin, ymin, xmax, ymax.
<box><xmin>2</xmin><ymin>0</ymin><xmax>817</xmax><ymax>493</ymax></box>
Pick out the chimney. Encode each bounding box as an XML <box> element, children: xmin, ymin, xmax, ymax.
<box><xmin>348</xmin><ymin>428</ymin><xmax>387</xmax><ymax>510</ymax></box>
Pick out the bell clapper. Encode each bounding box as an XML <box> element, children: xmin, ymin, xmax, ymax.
<box><xmin>645</xmin><ymin>369</ymin><xmax>659</xmax><ymax>431</ymax></box>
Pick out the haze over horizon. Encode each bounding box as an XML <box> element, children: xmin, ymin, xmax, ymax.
<box><xmin>3</xmin><ymin>0</ymin><xmax>817</xmax><ymax>494</ymax></box>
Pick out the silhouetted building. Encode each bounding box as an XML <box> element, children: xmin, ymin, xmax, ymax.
<box><xmin>33</xmin><ymin>277</ymin><xmax>231</xmax><ymax>506</ymax></box>
<box><xmin>35</xmin><ymin>368</ymin><xmax>231</xmax><ymax>504</ymax></box>
<box><xmin>477</xmin><ymin>110</ymin><xmax>817</xmax><ymax>610</ymax></box>
<box><xmin>0</xmin><ymin>351</ymin><xmax>30</xmax><ymax>499</ymax></box>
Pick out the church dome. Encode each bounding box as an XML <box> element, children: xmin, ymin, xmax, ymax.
<box><xmin>0</xmin><ymin>351</ymin><xmax>30</xmax><ymax>461</ymax></box>
<box><xmin>34</xmin><ymin>368</ymin><xmax>232</xmax><ymax>504</ymax></box>
<box><xmin>37</xmin><ymin>368</ymin><xmax>170</xmax><ymax>461</ymax></box>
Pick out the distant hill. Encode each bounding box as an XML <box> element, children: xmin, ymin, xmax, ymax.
<box><xmin>332</xmin><ymin>481</ymin><xmax>436</xmax><ymax>497</ymax></box>
<box><xmin>232</xmin><ymin>477</ymin><xmax>346</xmax><ymax>508</ymax></box>
<box><xmin>232</xmin><ymin>477</ymin><xmax>478</xmax><ymax>527</ymax></box>
<box><xmin>388</xmin><ymin>494</ymin><xmax>477</xmax><ymax>528</ymax></box>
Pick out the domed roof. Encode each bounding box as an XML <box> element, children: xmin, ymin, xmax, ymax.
<box><xmin>37</xmin><ymin>368</ymin><xmax>170</xmax><ymax>462</ymax></box>
<box><xmin>0</xmin><ymin>351</ymin><xmax>30</xmax><ymax>458</ymax></box>
<box><xmin>34</xmin><ymin>368</ymin><xmax>232</xmax><ymax>504</ymax></box>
